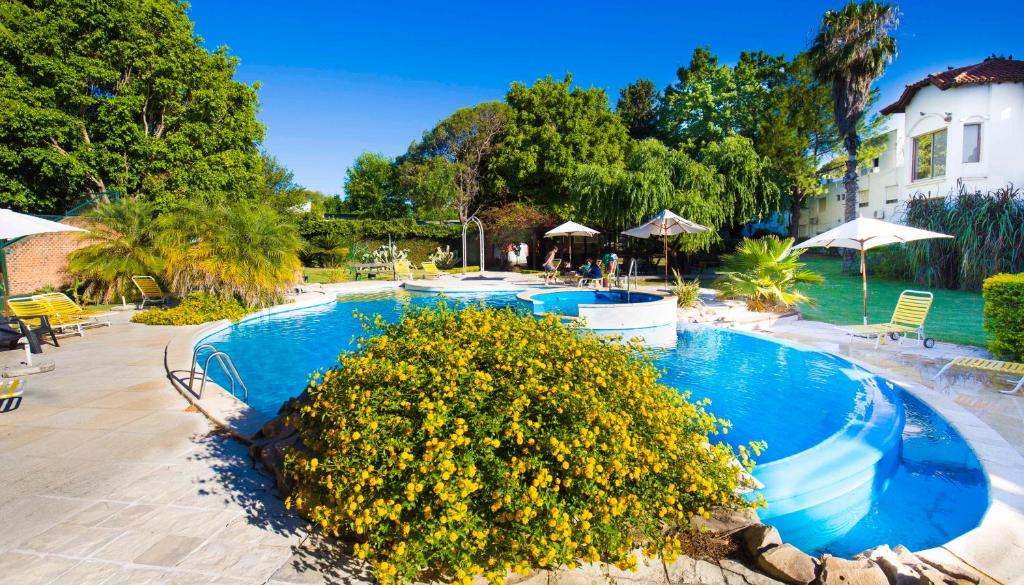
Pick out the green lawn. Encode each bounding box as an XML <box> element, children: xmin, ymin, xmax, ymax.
<box><xmin>796</xmin><ymin>256</ymin><xmax>989</xmax><ymax>348</ymax></box>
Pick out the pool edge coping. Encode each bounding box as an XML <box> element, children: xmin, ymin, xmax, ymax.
<box><xmin>163</xmin><ymin>282</ymin><xmax>403</xmax><ymax>443</ymax></box>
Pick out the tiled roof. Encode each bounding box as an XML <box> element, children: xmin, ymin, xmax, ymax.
<box><xmin>880</xmin><ymin>56</ymin><xmax>1024</xmax><ymax>114</ymax></box>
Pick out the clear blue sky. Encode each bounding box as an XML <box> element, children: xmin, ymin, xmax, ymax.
<box><xmin>187</xmin><ymin>1</ymin><xmax>1022</xmax><ymax>195</ymax></box>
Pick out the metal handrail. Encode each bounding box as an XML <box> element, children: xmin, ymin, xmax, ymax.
<box><xmin>625</xmin><ymin>259</ymin><xmax>638</xmax><ymax>303</ymax></box>
<box><xmin>188</xmin><ymin>343</ymin><xmax>249</xmax><ymax>402</ymax></box>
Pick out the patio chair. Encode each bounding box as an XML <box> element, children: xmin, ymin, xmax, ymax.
<box><xmin>0</xmin><ymin>378</ymin><xmax>25</xmax><ymax>414</ymax></box>
<box><xmin>934</xmin><ymin>357</ymin><xmax>1024</xmax><ymax>395</ymax></box>
<box><xmin>35</xmin><ymin>293</ymin><xmax>111</xmax><ymax>330</ymax></box>
<box><xmin>393</xmin><ymin>260</ymin><xmax>414</xmax><ymax>281</ymax></box>
<box><xmin>7</xmin><ymin>297</ymin><xmax>82</xmax><ymax>339</ymax></box>
<box><xmin>420</xmin><ymin>261</ymin><xmax>444</xmax><ymax>279</ymax></box>
<box><xmin>842</xmin><ymin>290</ymin><xmax>935</xmax><ymax>349</ymax></box>
<box><xmin>132</xmin><ymin>275</ymin><xmax>169</xmax><ymax>308</ymax></box>
<box><xmin>0</xmin><ymin>315</ymin><xmax>45</xmax><ymax>353</ymax></box>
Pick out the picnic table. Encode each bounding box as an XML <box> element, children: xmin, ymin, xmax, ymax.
<box><xmin>350</xmin><ymin>262</ymin><xmax>390</xmax><ymax>280</ymax></box>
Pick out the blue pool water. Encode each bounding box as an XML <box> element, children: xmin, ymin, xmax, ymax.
<box><xmin>526</xmin><ymin>290</ymin><xmax>661</xmax><ymax>317</ymax></box>
<box><xmin>199</xmin><ymin>290</ymin><xmax>988</xmax><ymax>557</ymax></box>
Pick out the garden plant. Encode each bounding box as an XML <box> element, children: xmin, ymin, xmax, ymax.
<box><xmin>717</xmin><ymin>236</ymin><xmax>823</xmax><ymax>311</ymax></box>
<box><xmin>284</xmin><ymin>303</ymin><xmax>760</xmax><ymax>584</ymax></box>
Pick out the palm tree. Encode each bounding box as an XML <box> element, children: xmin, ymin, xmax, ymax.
<box><xmin>717</xmin><ymin>236</ymin><xmax>824</xmax><ymax>312</ymax></box>
<box><xmin>68</xmin><ymin>198</ymin><xmax>164</xmax><ymax>302</ymax></box>
<box><xmin>809</xmin><ymin>1</ymin><xmax>898</xmax><ymax>272</ymax></box>
<box><xmin>158</xmin><ymin>202</ymin><xmax>303</xmax><ymax>307</ymax></box>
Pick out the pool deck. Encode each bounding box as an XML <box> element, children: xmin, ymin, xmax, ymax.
<box><xmin>0</xmin><ymin>274</ymin><xmax>1022</xmax><ymax>584</ymax></box>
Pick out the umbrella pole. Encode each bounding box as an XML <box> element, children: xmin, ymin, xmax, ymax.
<box><xmin>663</xmin><ymin>234</ymin><xmax>669</xmax><ymax>288</ymax></box>
<box><xmin>1</xmin><ymin>240</ymin><xmax>8</xmax><ymax>317</ymax></box>
<box><xmin>861</xmin><ymin>246</ymin><xmax>868</xmax><ymax>325</ymax></box>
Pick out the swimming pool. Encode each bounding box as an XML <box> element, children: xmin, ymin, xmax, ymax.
<box><xmin>197</xmin><ymin>289</ymin><xmax>988</xmax><ymax>557</ymax></box>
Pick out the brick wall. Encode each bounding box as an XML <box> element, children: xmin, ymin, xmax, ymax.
<box><xmin>3</xmin><ymin>216</ymin><xmax>92</xmax><ymax>295</ymax></box>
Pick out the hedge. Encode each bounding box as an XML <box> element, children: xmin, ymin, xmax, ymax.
<box><xmin>299</xmin><ymin>217</ymin><xmax>464</xmax><ymax>241</ymax></box>
<box><xmin>982</xmin><ymin>273</ymin><xmax>1024</xmax><ymax>360</ymax></box>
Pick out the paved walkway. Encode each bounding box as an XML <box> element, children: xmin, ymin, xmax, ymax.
<box><xmin>0</xmin><ymin>312</ymin><xmax>370</xmax><ymax>585</ymax></box>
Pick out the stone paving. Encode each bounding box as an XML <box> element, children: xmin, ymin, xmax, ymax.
<box><xmin>0</xmin><ymin>312</ymin><xmax>371</xmax><ymax>585</ymax></box>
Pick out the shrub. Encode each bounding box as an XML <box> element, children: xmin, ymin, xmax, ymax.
<box><xmin>284</xmin><ymin>304</ymin><xmax>758</xmax><ymax>584</ymax></box>
<box><xmin>671</xmin><ymin>270</ymin><xmax>701</xmax><ymax>308</ymax></box>
<box><xmin>158</xmin><ymin>202</ymin><xmax>303</xmax><ymax>306</ymax></box>
<box><xmin>132</xmin><ymin>292</ymin><xmax>250</xmax><ymax>325</ymax></box>
<box><xmin>68</xmin><ymin>198</ymin><xmax>164</xmax><ymax>303</ymax></box>
<box><xmin>716</xmin><ymin>236</ymin><xmax>823</xmax><ymax>312</ymax></box>
<box><xmin>982</xmin><ymin>273</ymin><xmax>1024</xmax><ymax>360</ymax></box>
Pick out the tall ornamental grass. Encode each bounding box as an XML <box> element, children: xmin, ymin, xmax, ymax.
<box><xmin>876</xmin><ymin>183</ymin><xmax>1024</xmax><ymax>291</ymax></box>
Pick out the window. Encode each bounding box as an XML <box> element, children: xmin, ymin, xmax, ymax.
<box><xmin>858</xmin><ymin>201</ymin><xmax>869</xmax><ymax>208</ymax></box>
<box><xmin>913</xmin><ymin>129</ymin><xmax>947</xmax><ymax>180</ymax></box>
<box><xmin>963</xmin><ymin>124</ymin><xmax>981</xmax><ymax>163</ymax></box>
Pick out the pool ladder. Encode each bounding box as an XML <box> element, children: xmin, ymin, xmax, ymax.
<box><xmin>624</xmin><ymin>259</ymin><xmax>639</xmax><ymax>303</ymax></box>
<box><xmin>188</xmin><ymin>343</ymin><xmax>249</xmax><ymax>402</ymax></box>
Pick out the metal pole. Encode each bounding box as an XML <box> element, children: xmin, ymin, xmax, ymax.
<box><xmin>461</xmin><ymin>220</ymin><xmax>469</xmax><ymax>274</ymax></box>
<box><xmin>663</xmin><ymin>234</ymin><xmax>669</xmax><ymax>288</ymax></box>
<box><xmin>861</xmin><ymin>245</ymin><xmax>868</xmax><ymax>325</ymax></box>
<box><xmin>1</xmin><ymin>239</ymin><xmax>9</xmax><ymax>317</ymax></box>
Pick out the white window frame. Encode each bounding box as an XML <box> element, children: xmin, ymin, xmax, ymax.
<box><xmin>912</xmin><ymin>128</ymin><xmax>947</xmax><ymax>182</ymax></box>
<box><xmin>962</xmin><ymin>123</ymin><xmax>982</xmax><ymax>164</ymax></box>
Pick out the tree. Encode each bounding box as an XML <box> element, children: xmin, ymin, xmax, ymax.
<box><xmin>659</xmin><ymin>49</ymin><xmax>786</xmax><ymax>151</ymax></box>
<box><xmin>0</xmin><ymin>0</ymin><xmax>265</xmax><ymax>213</ymax></box>
<box><xmin>616</xmin><ymin>79</ymin><xmax>659</xmax><ymax>140</ymax></box>
<box><xmin>493</xmin><ymin>75</ymin><xmax>628</xmax><ymax>214</ymax></box>
<box><xmin>750</xmin><ymin>53</ymin><xmax>837</xmax><ymax>237</ymax></box>
<box><xmin>341</xmin><ymin>152</ymin><xmax>406</xmax><ymax>219</ymax></box>
<box><xmin>68</xmin><ymin>198</ymin><xmax>164</xmax><ymax>302</ymax></box>
<box><xmin>809</xmin><ymin>0</ymin><xmax>898</xmax><ymax>270</ymax></box>
<box><xmin>401</xmin><ymin>102</ymin><xmax>508</xmax><ymax>223</ymax></box>
<box><xmin>702</xmin><ymin>135</ymin><xmax>781</xmax><ymax>229</ymax></box>
<box><xmin>157</xmin><ymin>201</ymin><xmax>302</xmax><ymax>306</ymax></box>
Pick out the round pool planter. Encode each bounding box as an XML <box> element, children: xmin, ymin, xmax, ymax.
<box><xmin>517</xmin><ymin>288</ymin><xmax>678</xmax><ymax>330</ymax></box>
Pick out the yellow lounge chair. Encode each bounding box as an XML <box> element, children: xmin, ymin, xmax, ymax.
<box><xmin>35</xmin><ymin>293</ymin><xmax>111</xmax><ymax>330</ymax></box>
<box><xmin>132</xmin><ymin>275</ymin><xmax>168</xmax><ymax>308</ymax></box>
<box><xmin>843</xmin><ymin>290</ymin><xmax>935</xmax><ymax>349</ymax></box>
<box><xmin>7</xmin><ymin>296</ymin><xmax>90</xmax><ymax>337</ymax></box>
<box><xmin>420</xmin><ymin>261</ymin><xmax>444</xmax><ymax>279</ymax></box>
<box><xmin>393</xmin><ymin>260</ymin><xmax>414</xmax><ymax>281</ymax></box>
<box><xmin>934</xmin><ymin>357</ymin><xmax>1024</xmax><ymax>395</ymax></box>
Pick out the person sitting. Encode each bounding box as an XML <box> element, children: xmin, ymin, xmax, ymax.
<box><xmin>575</xmin><ymin>259</ymin><xmax>593</xmax><ymax>277</ymax></box>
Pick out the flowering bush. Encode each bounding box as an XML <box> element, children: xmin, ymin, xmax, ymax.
<box><xmin>284</xmin><ymin>303</ymin><xmax>759</xmax><ymax>584</ymax></box>
<box><xmin>131</xmin><ymin>292</ymin><xmax>250</xmax><ymax>325</ymax></box>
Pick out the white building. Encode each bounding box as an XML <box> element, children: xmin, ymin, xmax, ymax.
<box><xmin>800</xmin><ymin>56</ymin><xmax>1024</xmax><ymax>237</ymax></box>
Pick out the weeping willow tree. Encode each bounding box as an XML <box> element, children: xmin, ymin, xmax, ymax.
<box><xmin>881</xmin><ymin>182</ymin><xmax>1024</xmax><ymax>291</ymax></box>
<box><xmin>571</xmin><ymin>137</ymin><xmax>778</xmax><ymax>253</ymax></box>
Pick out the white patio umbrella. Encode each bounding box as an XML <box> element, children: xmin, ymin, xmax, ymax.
<box><xmin>622</xmin><ymin>209</ymin><xmax>708</xmax><ymax>286</ymax></box>
<box><xmin>0</xmin><ymin>209</ymin><xmax>86</xmax><ymax>312</ymax></box>
<box><xmin>545</xmin><ymin>221</ymin><xmax>599</xmax><ymax>266</ymax></box>
<box><xmin>792</xmin><ymin>216</ymin><xmax>951</xmax><ymax>325</ymax></box>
